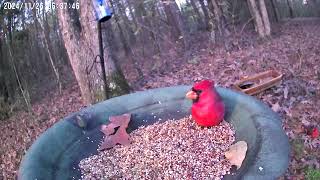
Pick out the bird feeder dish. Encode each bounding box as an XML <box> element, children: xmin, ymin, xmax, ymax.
<box><xmin>234</xmin><ymin>70</ymin><xmax>283</xmax><ymax>95</ymax></box>
<box><xmin>18</xmin><ymin>86</ymin><xmax>289</xmax><ymax>180</ymax></box>
<box><xmin>92</xmin><ymin>0</ymin><xmax>112</xmax><ymax>22</ymax></box>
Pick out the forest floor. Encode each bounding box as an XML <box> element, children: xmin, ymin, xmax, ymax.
<box><xmin>1</xmin><ymin>19</ymin><xmax>319</xmax><ymax>179</ymax></box>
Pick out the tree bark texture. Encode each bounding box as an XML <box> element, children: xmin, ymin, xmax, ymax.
<box><xmin>246</xmin><ymin>0</ymin><xmax>270</xmax><ymax>38</ymax></box>
<box><xmin>286</xmin><ymin>0</ymin><xmax>294</xmax><ymax>18</ymax></box>
<box><xmin>198</xmin><ymin>0</ymin><xmax>210</xmax><ymax>29</ymax></box>
<box><xmin>41</xmin><ymin>7</ymin><xmax>63</xmax><ymax>93</ymax></box>
<box><xmin>110</xmin><ymin>0</ymin><xmax>144</xmax><ymax>78</ymax></box>
<box><xmin>56</xmin><ymin>0</ymin><xmax>130</xmax><ymax>104</ymax></box>
<box><xmin>161</xmin><ymin>0</ymin><xmax>188</xmax><ymax>48</ymax></box>
<box><xmin>116</xmin><ymin>0</ymin><xmax>136</xmax><ymax>44</ymax></box>
<box><xmin>270</xmin><ymin>0</ymin><xmax>279</xmax><ymax>22</ymax></box>
<box><xmin>190</xmin><ymin>0</ymin><xmax>205</xmax><ymax>28</ymax></box>
<box><xmin>258</xmin><ymin>0</ymin><xmax>271</xmax><ymax>36</ymax></box>
<box><xmin>124</xmin><ymin>0</ymin><xmax>138</xmax><ymax>29</ymax></box>
<box><xmin>207</xmin><ymin>0</ymin><xmax>223</xmax><ymax>35</ymax></box>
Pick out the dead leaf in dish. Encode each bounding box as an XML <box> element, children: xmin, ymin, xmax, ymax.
<box><xmin>100</xmin><ymin>136</ymin><xmax>116</xmax><ymax>150</ymax></box>
<box><xmin>109</xmin><ymin>114</ymin><xmax>131</xmax><ymax>128</ymax></box>
<box><xmin>100</xmin><ymin>127</ymin><xmax>131</xmax><ymax>150</ymax></box>
<box><xmin>99</xmin><ymin>114</ymin><xmax>132</xmax><ymax>151</ymax></box>
<box><xmin>101</xmin><ymin>124</ymin><xmax>117</xmax><ymax>136</ymax></box>
<box><xmin>225</xmin><ymin>141</ymin><xmax>248</xmax><ymax>169</ymax></box>
<box><xmin>112</xmin><ymin>127</ymin><xmax>131</xmax><ymax>145</ymax></box>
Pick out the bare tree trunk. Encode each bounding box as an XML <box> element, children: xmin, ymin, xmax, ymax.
<box><xmin>0</xmin><ymin>37</ymin><xmax>9</xmax><ymax>103</ymax></box>
<box><xmin>258</xmin><ymin>0</ymin><xmax>271</xmax><ymax>36</ymax></box>
<box><xmin>7</xmin><ymin>42</ymin><xmax>31</xmax><ymax>110</ymax></box>
<box><xmin>190</xmin><ymin>0</ymin><xmax>204</xmax><ymax>28</ymax></box>
<box><xmin>198</xmin><ymin>0</ymin><xmax>210</xmax><ymax>29</ymax></box>
<box><xmin>30</xmin><ymin>4</ymin><xmax>51</xmax><ymax>76</ymax></box>
<box><xmin>270</xmin><ymin>0</ymin><xmax>279</xmax><ymax>22</ymax></box>
<box><xmin>206</xmin><ymin>0</ymin><xmax>220</xmax><ymax>43</ymax></box>
<box><xmin>51</xmin><ymin>7</ymin><xmax>68</xmax><ymax>66</ymax></box>
<box><xmin>124</xmin><ymin>0</ymin><xmax>138</xmax><ymax>29</ymax></box>
<box><xmin>247</xmin><ymin>0</ymin><xmax>266</xmax><ymax>37</ymax></box>
<box><xmin>207</xmin><ymin>0</ymin><xmax>222</xmax><ymax>35</ymax></box>
<box><xmin>42</xmin><ymin>23</ymin><xmax>63</xmax><ymax>93</ymax></box>
<box><xmin>135</xmin><ymin>1</ymin><xmax>162</xmax><ymax>57</ymax></box>
<box><xmin>161</xmin><ymin>0</ymin><xmax>188</xmax><ymax>48</ymax></box>
<box><xmin>207</xmin><ymin>0</ymin><xmax>230</xmax><ymax>37</ymax></box>
<box><xmin>162</xmin><ymin>0</ymin><xmax>182</xmax><ymax>39</ymax></box>
<box><xmin>3</xmin><ymin>14</ymin><xmax>31</xmax><ymax>109</ymax></box>
<box><xmin>56</xmin><ymin>0</ymin><xmax>130</xmax><ymax>104</ymax></box>
<box><xmin>110</xmin><ymin>0</ymin><xmax>144</xmax><ymax>78</ymax></box>
<box><xmin>286</xmin><ymin>0</ymin><xmax>294</xmax><ymax>18</ymax></box>
<box><xmin>27</xmin><ymin>28</ymin><xmax>40</xmax><ymax>79</ymax></box>
<box><xmin>41</xmin><ymin>6</ymin><xmax>63</xmax><ymax>93</ymax></box>
<box><xmin>134</xmin><ymin>0</ymin><xmax>148</xmax><ymax>58</ymax></box>
<box><xmin>150</xmin><ymin>4</ymin><xmax>162</xmax><ymax>57</ymax></box>
<box><xmin>116</xmin><ymin>0</ymin><xmax>136</xmax><ymax>44</ymax></box>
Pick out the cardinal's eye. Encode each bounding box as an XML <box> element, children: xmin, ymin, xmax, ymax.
<box><xmin>192</xmin><ymin>88</ymin><xmax>202</xmax><ymax>95</ymax></box>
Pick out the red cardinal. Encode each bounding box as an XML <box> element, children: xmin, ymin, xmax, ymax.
<box><xmin>186</xmin><ymin>80</ymin><xmax>225</xmax><ymax>127</ymax></box>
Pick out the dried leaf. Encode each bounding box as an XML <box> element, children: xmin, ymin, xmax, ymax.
<box><xmin>271</xmin><ymin>102</ymin><xmax>281</xmax><ymax>112</ymax></box>
<box><xmin>100</xmin><ymin>127</ymin><xmax>131</xmax><ymax>150</ymax></box>
<box><xmin>112</xmin><ymin>127</ymin><xmax>131</xmax><ymax>145</ymax></box>
<box><xmin>100</xmin><ymin>136</ymin><xmax>116</xmax><ymax>150</ymax></box>
<box><xmin>100</xmin><ymin>124</ymin><xmax>116</xmax><ymax>136</ymax></box>
<box><xmin>99</xmin><ymin>114</ymin><xmax>132</xmax><ymax>151</ymax></box>
<box><xmin>109</xmin><ymin>114</ymin><xmax>131</xmax><ymax>128</ymax></box>
<box><xmin>225</xmin><ymin>141</ymin><xmax>248</xmax><ymax>169</ymax></box>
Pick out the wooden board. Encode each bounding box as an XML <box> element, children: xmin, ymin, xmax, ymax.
<box><xmin>234</xmin><ymin>70</ymin><xmax>283</xmax><ymax>95</ymax></box>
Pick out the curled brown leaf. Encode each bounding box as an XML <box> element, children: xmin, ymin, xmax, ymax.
<box><xmin>225</xmin><ymin>141</ymin><xmax>248</xmax><ymax>169</ymax></box>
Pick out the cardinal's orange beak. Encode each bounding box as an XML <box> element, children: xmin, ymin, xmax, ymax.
<box><xmin>186</xmin><ymin>91</ymin><xmax>198</xmax><ymax>100</ymax></box>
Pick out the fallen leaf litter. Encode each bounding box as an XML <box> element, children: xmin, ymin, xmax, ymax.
<box><xmin>79</xmin><ymin>116</ymin><xmax>236</xmax><ymax>179</ymax></box>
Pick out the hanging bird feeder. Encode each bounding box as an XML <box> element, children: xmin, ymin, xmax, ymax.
<box><xmin>92</xmin><ymin>0</ymin><xmax>113</xmax><ymax>23</ymax></box>
<box><xmin>91</xmin><ymin>0</ymin><xmax>113</xmax><ymax>99</ymax></box>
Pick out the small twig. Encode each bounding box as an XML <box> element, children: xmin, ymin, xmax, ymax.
<box><xmin>86</xmin><ymin>55</ymin><xmax>101</xmax><ymax>75</ymax></box>
<box><xmin>240</xmin><ymin>17</ymin><xmax>254</xmax><ymax>35</ymax></box>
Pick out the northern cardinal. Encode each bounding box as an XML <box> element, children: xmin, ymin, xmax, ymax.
<box><xmin>186</xmin><ymin>80</ymin><xmax>225</xmax><ymax>127</ymax></box>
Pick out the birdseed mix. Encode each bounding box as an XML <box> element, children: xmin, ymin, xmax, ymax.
<box><xmin>79</xmin><ymin>116</ymin><xmax>236</xmax><ymax>180</ymax></box>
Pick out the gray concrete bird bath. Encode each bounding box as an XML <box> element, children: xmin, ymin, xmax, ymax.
<box><xmin>18</xmin><ymin>86</ymin><xmax>289</xmax><ymax>180</ymax></box>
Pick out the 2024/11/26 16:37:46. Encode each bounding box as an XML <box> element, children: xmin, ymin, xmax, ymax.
<box><xmin>1</xmin><ymin>1</ymin><xmax>80</xmax><ymax>11</ymax></box>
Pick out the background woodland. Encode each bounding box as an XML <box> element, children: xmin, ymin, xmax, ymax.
<box><xmin>0</xmin><ymin>0</ymin><xmax>320</xmax><ymax>179</ymax></box>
